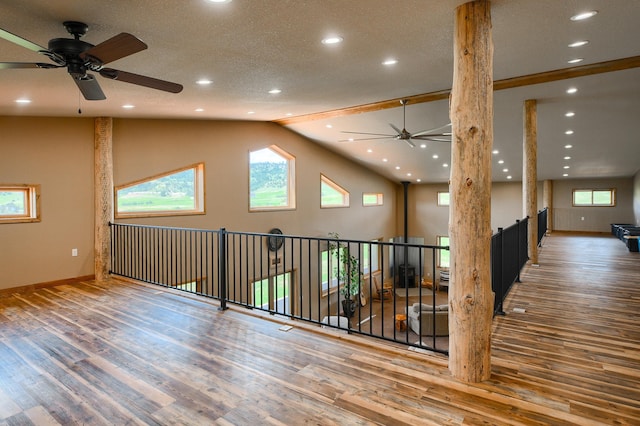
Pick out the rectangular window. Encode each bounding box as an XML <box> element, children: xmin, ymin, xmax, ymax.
<box><xmin>437</xmin><ymin>192</ymin><xmax>450</xmax><ymax>206</ymax></box>
<box><xmin>250</xmin><ymin>145</ymin><xmax>296</xmax><ymax>211</ymax></box>
<box><xmin>573</xmin><ymin>189</ymin><xmax>615</xmax><ymax>206</ymax></box>
<box><xmin>321</xmin><ymin>174</ymin><xmax>349</xmax><ymax>208</ymax></box>
<box><xmin>115</xmin><ymin>163</ymin><xmax>205</xmax><ymax>218</ymax></box>
<box><xmin>0</xmin><ymin>184</ymin><xmax>41</xmax><ymax>224</ymax></box>
<box><xmin>437</xmin><ymin>236</ymin><xmax>450</xmax><ymax>268</ymax></box>
<box><xmin>363</xmin><ymin>193</ymin><xmax>383</xmax><ymax>206</ymax></box>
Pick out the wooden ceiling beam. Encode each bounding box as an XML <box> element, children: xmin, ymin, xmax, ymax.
<box><xmin>273</xmin><ymin>55</ymin><xmax>640</xmax><ymax>126</ymax></box>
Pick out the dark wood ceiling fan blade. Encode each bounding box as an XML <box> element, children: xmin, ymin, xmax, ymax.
<box><xmin>81</xmin><ymin>33</ymin><xmax>147</xmax><ymax>65</ymax></box>
<box><xmin>100</xmin><ymin>68</ymin><xmax>183</xmax><ymax>93</ymax></box>
<box><xmin>0</xmin><ymin>27</ymin><xmax>48</xmax><ymax>53</ymax></box>
<box><xmin>73</xmin><ymin>74</ymin><xmax>106</xmax><ymax>100</ymax></box>
<box><xmin>0</xmin><ymin>62</ymin><xmax>59</xmax><ymax>69</ymax></box>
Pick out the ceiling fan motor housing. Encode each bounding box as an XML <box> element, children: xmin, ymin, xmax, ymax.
<box><xmin>48</xmin><ymin>38</ymin><xmax>95</xmax><ymax>77</ymax></box>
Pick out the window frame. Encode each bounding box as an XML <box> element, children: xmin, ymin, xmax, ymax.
<box><xmin>437</xmin><ymin>191</ymin><xmax>450</xmax><ymax>206</ymax></box>
<box><xmin>572</xmin><ymin>188</ymin><xmax>616</xmax><ymax>207</ymax></box>
<box><xmin>0</xmin><ymin>184</ymin><xmax>41</xmax><ymax>224</ymax></box>
<box><xmin>320</xmin><ymin>174</ymin><xmax>349</xmax><ymax>208</ymax></box>
<box><xmin>362</xmin><ymin>192</ymin><xmax>384</xmax><ymax>207</ymax></box>
<box><xmin>249</xmin><ymin>145</ymin><xmax>296</xmax><ymax>212</ymax></box>
<box><xmin>115</xmin><ymin>163</ymin><xmax>205</xmax><ymax>219</ymax></box>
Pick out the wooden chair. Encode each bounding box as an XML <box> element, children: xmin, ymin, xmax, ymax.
<box><xmin>372</xmin><ymin>271</ymin><xmax>393</xmax><ymax>301</ymax></box>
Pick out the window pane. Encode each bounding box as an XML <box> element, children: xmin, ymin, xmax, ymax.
<box><xmin>438</xmin><ymin>236</ymin><xmax>450</xmax><ymax>268</ymax></box>
<box><xmin>0</xmin><ymin>190</ymin><xmax>26</xmax><ymax>216</ymax></box>
<box><xmin>363</xmin><ymin>193</ymin><xmax>383</xmax><ymax>206</ymax></box>
<box><xmin>573</xmin><ymin>190</ymin><xmax>592</xmax><ymax>205</ymax></box>
<box><xmin>593</xmin><ymin>190</ymin><xmax>612</xmax><ymax>205</ymax></box>
<box><xmin>118</xmin><ymin>169</ymin><xmax>196</xmax><ymax>213</ymax></box>
<box><xmin>320</xmin><ymin>175</ymin><xmax>349</xmax><ymax>207</ymax></box>
<box><xmin>250</xmin><ymin>147</ymin><xmax>290</xmax><ymax>209</ymax></box>
<box><xmin>437</xmin><ymin>192</ymin><xmax>450</xmax><ymax>206</ymax></box>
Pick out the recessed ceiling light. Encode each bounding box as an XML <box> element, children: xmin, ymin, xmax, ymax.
<box><xmin>570</xmin><ymin>10</ymin><xmax>597</xmax><ymax>21</ymax></box>
<box><xmin>348</xmin><ymin>138</ymin><xmax>354</xmax><ymax>142</ymax></box>
<box><xmin>498</xmin><ymin>160</ymin><xmax>504</xmax><ymax>164</ymax></box>
<box><xmin>247</xmin><ymin>111</ymin><xmax>255</xmax><ymax>115</ymax></box>
<box><xmin>382</xmin><ymin>59</ymin><xmax>398</xmax><ymax>66</ymax></box>
<box><xmin>268</xmin><ymin>88</ymin><xmax>282</xmax><ymax>94</ymax></box>
<box><xmin>566</xmin><ymin>87</ymin><xmax>578</xmax><ymax>94</ymax></box>
<box><xmin>382</xmin><ymin>158</ymin><xmax>388</xmax><ymax>162</ymax></box>
<box><xmin>208</xmin><ymin>0</ymin><xmax>232</xmax><ymax>3</ymax></box>
<box><xmin>443</xmin><ymin>163</ymin><xmax>449</xmax><ymax>168</ymax></box>
<box><xmin>285</xmin><ymin>113</ymin><xmax>292</xmax><ymax>116</ymax></box>
<box><xmin>567</xmin><ymin>58</ymin><xmax>584</xmax><ymax>64</ymax></box>
<box><xmin>325</xmin><ymin>124</ymin><xmax>332</xmax><ymax>128</ymax></box>
<box><xmin>395</xmin><ymin>166</ymin><xmax>401</xmax><ymax>170</ymax></box>
<box><xmin>568</xmin><ymin>40</ymin><xmax>589</xmax><ymax>48</ymax></box>
<box><xmin>565</xmin><ymin>111</ymin><xmax>575</xmax><ymax>117</ymax></box>
<box><xmin>367</xmin><ymin>149</ymin><xmax>373</xmax><ymax>153</ymax></box>
<box><xmin>195</xmin><ymin>108</ymin><xmax>204</xmax><ymax>112</ymax></box>
<box><xmin>419</xmin><ymin>143</ymin><xmax>427</xmax><ymax>149</ymax></box>
<box><xmin>503</xmin><ymin>168</ymin><xmax>509</xmax><ymax>173</ymax></box>
<box><xmin>406</xmin><ymin>173</ymin><xmax>412</xmax><ymax>177</ymax></box>
<box><xmin>122</xmin><ymin>104</ymin><xmax>135</xmax><ymax>109</ymax></box>
<box><xmin>196</xmin><ymin>79</ymin><xmax>213</xmax><ymax>85</ymax></box>
<box><xmin>564</xmin><ymin>156</ymin><xmax>571</xmax><ymax>160</ymax></box>
<box><xmin>565</xmin><ymin>144</ymin><xmax>573</xmax><ymax>149</ymax></box>
<box><xmin>564</xmin><ymin>165</ymin><xmax>570</xmax><ymax>169</ymax></box>
<box><xmin>492</xmin><ymin>150</ymin><xmax>499</xmax><ymax>155</ymax></box>
<box><xmin>565</xmin><ymin>130</ymin><xmax>574</xmax><ymax>135</ymax></box>
<box><xmin>417</xmin><ymin>179</ymin><xmax>422</xmax><ymax>183</ymax></box>
<box><xmin>563</xmin><ymin>173</ymin><xmax>569</xmax><ymax>177</ymax></box>
<box><xmin>15</xmin><ymin>98</ymin><xmax>31</xmax><ymax>104</ymax></box>
<box><xmin>432</xmin><ymin>154</ymin><xmax>439</xmax><ymax>159</ymax></box>
<box><xmin>507</xmin><ymin>176</ymin><xmax>512</xmax><ymax>180</ymax></box>
<box><xmin>321</xmin><ymin>36</ymin><xmax>343</xmax><ymax>45</ymax></box>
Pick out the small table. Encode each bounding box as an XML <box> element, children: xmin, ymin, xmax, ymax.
<box><xmin>395</xmin><ymin>314</ymin><xmax>407</xmax><ymax>331</ymax></box>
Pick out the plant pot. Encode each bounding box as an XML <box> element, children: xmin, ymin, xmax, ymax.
<box><xmin>341</xmin><ymin>299</ymin><xmax>357</xmax><ymax>318</ymax></box>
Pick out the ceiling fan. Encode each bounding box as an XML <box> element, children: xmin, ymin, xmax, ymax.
<box><xmin>0</xmin><ymin>21</ymin><xmax>183</xmax><ymax>100</ymax></box>
<box><xmin>340</xmin><ymin>99</ymin><xmax>451</xmax><ymax>147</ymax></box>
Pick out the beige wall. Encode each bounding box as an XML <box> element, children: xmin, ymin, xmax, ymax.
<box><xmin>552</xmin><ymin>177</ymin><xmax>635</xmax><ymax>232</ymax></box>
<box><xmin>0</xmin><ymin>117</ymin><xmax>95</xmax><ymax>290</ymax></box>
<box><xmin>1</xmin><ymin>116</ymin><xmax>397</xmax><ymax>291</ymax></box>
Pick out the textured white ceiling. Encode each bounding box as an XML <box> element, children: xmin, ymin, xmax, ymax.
<box><xmin>1</xmin><ymin>0</ymin><xmax>639</xmax><ymax>182</ymax></box>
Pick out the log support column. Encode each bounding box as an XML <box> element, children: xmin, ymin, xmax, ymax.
<box><xmin>449</xmin><ymin>0</ymin><xmax>494</xmax><ymax>383</ymax></box>
<box><xmin>95</xmin><ymin>117</ymin><xmax>114</xmax><ymax>281</ymax></box>
<box><xmin>523</xmin><ymin>100</ymin><xmax>538</xmax><ymax>264</ymax></box>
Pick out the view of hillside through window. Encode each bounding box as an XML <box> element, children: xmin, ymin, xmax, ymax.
<box><xmin>249</xmin><ymin>147</ymin><xmax>292</xmax><ymax>210</ymax></box>
<box><xmin>118</xmin><ymin>169</ymin><xmax>196</xmax><ymax>212</ymax></box>
<box><xmin>0</xmin><ymin>190</ymin><xmax>26</xmax><ymax>216</ymax></box>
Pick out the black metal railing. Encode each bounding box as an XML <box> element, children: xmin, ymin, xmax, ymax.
<box><xmin>110</xmin><ymin>223</ymin><xmax>450</xmax><ymax>355</ymax></box>
<box><xmin>491</xmin><ymin>216</ymin><xmax>531</xmax><ymax>316</ymax></box>
<box><xmin>537</xmin><ymin>207</ymin><xmax>548</xmax><ymax>246</ymax></box>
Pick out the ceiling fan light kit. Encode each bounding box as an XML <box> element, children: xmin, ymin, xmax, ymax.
<box><xmin>0</xmin><ymin>21</ymin><xmax>183</xmax><ymax>100</ymax></box>
<box><xmin>340</xmin><ymin>99</ymin><xmax>451</xmax><ymax>147</ymax></box>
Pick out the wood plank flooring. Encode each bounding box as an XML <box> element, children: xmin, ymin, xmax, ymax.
<box><xmin>0</xmin><ymin>232</ymin><xmax>638</xmax><ymax>425</ymax></box>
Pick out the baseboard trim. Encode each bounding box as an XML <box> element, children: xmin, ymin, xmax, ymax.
<box><xmin>0</xmin><ymin>275</ymin><xmax>96</xmax><ymax>297</ymax></box>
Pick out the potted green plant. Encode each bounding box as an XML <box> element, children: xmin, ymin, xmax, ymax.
<box><xmin>329</xmin><ymin>233</ymin><xmax>361</xmax><ymax>318</ymax></box>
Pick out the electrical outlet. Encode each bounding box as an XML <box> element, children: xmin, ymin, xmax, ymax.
<box><xmin>72</xmin><ymin>248</ymin><xmax>78</xmax><ymax>257</ymax></box>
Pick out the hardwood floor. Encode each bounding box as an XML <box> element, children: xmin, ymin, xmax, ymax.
<box><xmin>0</xmin><ymin>232</ymin><xmax>638</xmax><ymax>425</ymax></box>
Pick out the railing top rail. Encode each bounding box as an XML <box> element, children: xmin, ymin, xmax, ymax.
<box><xmin>110</xmin><ymin>222</ymin><xmax>219</xmax><ymax>234</ymax></box>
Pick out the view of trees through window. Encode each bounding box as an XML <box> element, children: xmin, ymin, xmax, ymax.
<box><xmin>115</xmin><ymin>163</ymin><xmax>204</xmax><ymax>217</ymax></box>
<box><xmin>0</xmin><ymin>184</ymin><xmax>40</xmax><ymax>223</ymax></box>
<box><xmin>573</xmin><ymin>189</ymin><xmax>615</xmax><ymax>206</ymax></box>
<box><xmin>249</xmin><ymin>146</ymin><xmax>294</xmax><ymax>210</ymax></box>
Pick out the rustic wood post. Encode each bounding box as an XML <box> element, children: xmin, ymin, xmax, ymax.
<box><xmin>95</xmin><ymin>117</ymin><xmax>114</xmax><ymax>281</ymax></box>
<box><xmin>523</xmin><ymin>99</ymin><xmax>538</xmax><ymax>264</ymax></box>
<box><xmin>449</xmin><ymin>0</ymin><xmax>494</xmax><ymax>383</ymax></box>
<box><xmin>543</xmin><ymin>179</ymin><xmax>553</xmax><ymax>233</ymax></box>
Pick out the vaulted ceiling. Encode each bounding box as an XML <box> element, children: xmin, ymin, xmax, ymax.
<box><xmin>1</xmin><ymin>0</ymin><xmax>639</xmax><ymax>183</ymax></box>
